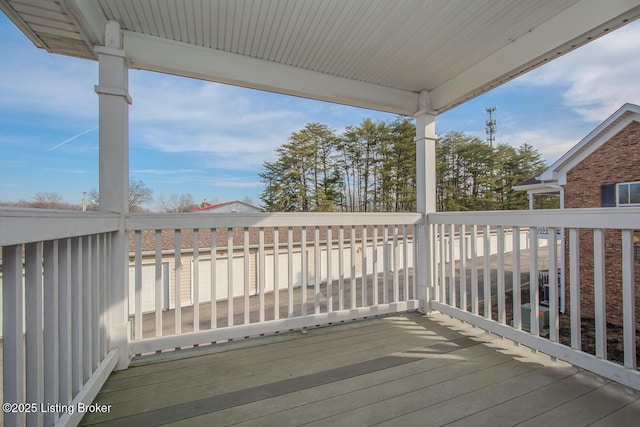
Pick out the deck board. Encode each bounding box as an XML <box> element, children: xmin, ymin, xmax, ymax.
<box><xmin>80</xmin><ymin>312</ymin><xmax>640</xmax><ymax>426</ymax></box>
<box><xmin>518</xmin><ymin>381</ymin><xmax>638</xmax><ymax>427</ymax></box>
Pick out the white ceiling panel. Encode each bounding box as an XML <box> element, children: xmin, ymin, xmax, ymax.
<box><xmin>2</xmin><ymin>0</ymin><xmax>640</xmax><ymax>114</ymax></box>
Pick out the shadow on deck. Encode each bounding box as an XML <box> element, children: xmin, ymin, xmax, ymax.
<box><xmin>82</xmin><ymin>312</ymin><xmax>640</xmax><ymax>426</ymax></box>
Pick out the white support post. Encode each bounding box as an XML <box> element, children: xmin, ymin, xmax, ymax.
<box><xmin>415</xmin><ymin>91</ymin><xmax>436</xmax><ymax>312</ymax></box>
<box><xmin>95</xmin><ymin>20</ymin><xmax>131</xmax><ymax>370</ymax></box>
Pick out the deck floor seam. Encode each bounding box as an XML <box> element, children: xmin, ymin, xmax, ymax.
<box><xmin>224</xmin><ymin>347</ymin><xmax>517</xmax><ymax>427</ymax></box>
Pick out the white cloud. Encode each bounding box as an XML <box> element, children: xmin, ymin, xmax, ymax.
<box><xmin>43</xmin><ymin>167</ymin><xmax>89</xmax><ymax>175</ymax></box>
<box><xmin>206</xmin><ymin>176</ymin><xmax>262</xmax><ymax>189</ymax></box>
<box><xmin>498</xmin><ymin>129</ymin><xmax>577</xmax><ymax>163</ymax></box>
<box><xmin>0</xmin><ymin>30</ymin><xmax>307</xmax><ymax>172</ymax></box>
<box><xmin>517</xmin><ymin>20</ymin><xmax>640</xmax><ymax>122</ymax></box>
<box><xmin>127</xmin><ymin>71</ymin><xmax>312</xmax><ymax>169</ymax></box>
<box><xmin>132</xmin><ymin>168</ymin><xmax>204</xmax><ymax>175</ymax></box>
<box><xmin>0</xmin><ymin>37</ymin><xmax>97</xmax><ymax>118</ymax></box>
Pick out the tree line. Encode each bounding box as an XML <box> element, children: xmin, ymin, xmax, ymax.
<box><xmin>260</xmin><ymin>118</ymin><xmax>418</xmax><ymax>212</ymax></box>
<box><xmin>0</xmin><ymin>181</ymin><xmax>256</xmax><ymax>213</ymax></box>
<box><xmin>260</xmin><ymin>119</ymin><xmax>550</xmax><ymax>212</ymax></box>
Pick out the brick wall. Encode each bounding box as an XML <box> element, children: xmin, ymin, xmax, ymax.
<box><xmin>563</xmin><ymin>120</ymin><xmax>640</xmax><ymax>328</ymax></box>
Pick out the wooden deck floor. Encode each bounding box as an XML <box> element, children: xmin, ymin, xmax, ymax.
<box><xmin>81</xmin><ymin>312</ymin><xmax>640</xmax><ymax>427</ymax></box>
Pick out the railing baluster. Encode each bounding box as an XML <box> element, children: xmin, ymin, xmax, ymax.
<box><xmin>497</xmin><ymin>226</ymin><xmax>505</xmax><ymax>324</ymax></box>
<box><xmin>418</xmin><ymin>224</ymin><xmax>424</xmax><ymax>300</ymax></box>
<box><xmin>73</xmin><ymin>237</ymin><xmax>84</xmax><ymax>391</ymax></box>
<box><xmin>439</xmin><ymin>224</ymin><xmax>445</xmax><ymax>304</ymax></box>
<box><xmin>104</xmin><ymin>234</ymin><xmax>112</xmax><ymax>352</ymax></box>
<box><xmin>301</xmin><ymin>226</ymin><xmax>308</xmax><ymax>316</ymax></box>
<box><xmin>155</xmin><ymin>230</ymin><xmax>163</xmax><ymax>336</ymax></box>
<box><xmin>174</xmin><ymin>229</ymin><xmax>182</xmax><ymax>335</ymax></box>
<box><xmin>92</xmin><ymin>234</ymin><xmax>100</xmax><ymax>368</ymax></box>
<box><xmin>569</xmin><ymin>228</ymin><xmax>581</xmax><ymax>350</ymax></box>
<box><xmin>315</xmin><ymin>226</ymin><xmax>321</xmax><ymax>313</ymax></box>
<box><xmin>593</xmin><ymin>229</ymin><xmax>606</xmax><ymax>358</ymax></box>
<box><xmin>362</xmin><ymin>225</ymin><xmax>368</xmax><ymax>306</ymax></box>
<box><xmin>210</xmin><ymin>228</ymin><xmax>217</xmax><ymax>329</ymax></box>
<box><xmin>288</xmin><ymin>227</ymin><xmax>294</xmax><ymax>317</ymax></box>
<box><xmin>430</xmin><ymin>224</ymin><xmax>437</xmax><ymax>303</ymax></box>
<box><xmin>393</xmin><ymin>225</ymin><xmax>399</xmax><ymax>303</ymax></box>
<box><xmin>339</xmin><ymin>226</ymin><xmax>345</xmax><ymax>310</ymax></box>
<box><xmin>273</xmin><ymin>228</ymin><xmax>279</xmax><ymax>320</ymax></box>
<box><xmin>3</xmin><ymin>244</ymin><xmax>25</xmax><ymax>426</ymax></box>
<box><xmin>372</xmin><ymin>226</ymin><xmax>378</xmax><ymax>305</ymax></box>
<box><xmin>82</xmin><ymin>236</ymin><xmax>95</xmax><ymax>384</ymax></box>
<box><xmin>327</xmin><ymin>226</ymin><xmax>333</xmax><ymax>311</ymax></box>
<box><xmin>259</xmin><ymin>227</ymin><xmax>265</xmax><ymax>322</ymax></box>
<box><xmin>43</xmin><ymin>240</ymin><xmax>59</xmax><ymax>427</ymax></box>
<box><xmin>193</xmin><ymin>229</ymin><xmax>200</xmax><ymax>332</ymax></box>
<box><xmin>548</xmin><ymin>227</ymin><xmax>559</xmax><ymax>342</ymax></box>
<box><xmin>449</xmin><ymin>224</ymin><xmax>455</xmax><ymax>308</ymax></box>
<box><xmin>350</xmin><ymin>226</ymin><xmax>356</xmax><ymax>308</ymax></box>
<box><xmin>134</xmin><ymin>231</ymin><xmax>143</xmax><ymax>340</ymax></box>
<box><xmin>459</xmin><ymin>224</ymin><xmax>466</xmax><ymax>311</ymax></box>
<box><xmin>402</xmin><ymin>225</ymin><xmax>408</xmax><ymax>302</ymax></box>
<box><xmin>99</xmin><ymin>234</ymin><xmax>106</xmax><ymax>356</ymax></box>
<box><xmin>25</xmin><ymin>242</ymin><xmax>44</xmax><ymax>427</ymax></box>
<box><xmin>382</xmin><ymin>226</ymin><xmax>389</xmax><ymax>304</ymax></box>
<box><xmin>529</xmin><ymin>227</ymin><xmax>539</xmax><ymax>335</ymax></box>
<box><xmin>58</xmin><ymin>238</ymin><xmax>72</xmax><ymax>405</ymax></box>
<box><xmin>470</xmin><ymin>225</ymin><xmax>478</xmax><ymax>315</ymax></box>
<box><xmin>512</xmin><ymin>226</ymin><xmax>521</xmax><ymax>330</ymax></box>
<box><xmin>243</xmin><ymin>227</ymin><xmax>250</xmax><ymax>324</ymax></box>
<box><xmin>227</xmin><ymin>228</ymin><xmax>234</xmax><ymax>327</ymax></box>
<box><xmin>621</xmin><ymin>229</ymin><xmax>636</xmax><ymax>369</ymax></box>
<box><xmin>483</xmin><ymin>225</ymin><xmax>491</xmax><ymax>319</ymax></box>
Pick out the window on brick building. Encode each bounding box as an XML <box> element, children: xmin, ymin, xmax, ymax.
<box><xmin>617</xmin><ymin>181</ymin><xmax>640</xmax><ymax>206</ymax></box>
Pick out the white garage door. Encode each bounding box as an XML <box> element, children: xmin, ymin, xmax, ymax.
<box><xmin>193</xmin><ymin>255</ymin><xmax>250</xmax><ymax>301</ymax></box>
<box><xmin>128</xmin><ymin>262</ymin><xmax>169</xmax><ymax>314</ymax></box>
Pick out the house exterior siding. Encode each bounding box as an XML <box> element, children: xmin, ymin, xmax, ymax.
<box><xmin>563</xmin><ymin>121</ymin><xmax>640</xmax><ymax>330</ymax></box>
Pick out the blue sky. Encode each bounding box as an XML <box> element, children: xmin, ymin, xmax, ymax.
<box><xmin>1</xmin><ymin>12</ymin><xmax>639</xmax><ymax>210</ymax></box>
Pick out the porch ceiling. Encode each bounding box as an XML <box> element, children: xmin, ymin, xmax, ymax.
<box><xmin>2</xmin><ymin>0</ymin><xmax>640</xmax><ymax>115</ymax></box>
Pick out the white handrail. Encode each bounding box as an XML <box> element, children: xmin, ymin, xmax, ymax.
<box><xmin>429</xmin><ymin>210</ymin><xmax>640</xmax><ymax>391</ymax></box>
<box><xmin>429</xmin><ymin>207</ymin><xmax>640</xmax><ymax>229</ymax></box>
<box><xmin>126</xmin><ymin>211</ymin><xmax>423</xmax><ymax>230</ymax></box>
<box><xmin>0</xmin><ymin>209</ymin><xmax>120</xmax><ymax>246</ymax></box>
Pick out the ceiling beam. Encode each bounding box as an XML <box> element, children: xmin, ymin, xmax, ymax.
<box><xmin>430</xmin><ymin>0</ymin><xmax>640</xmax><ymax>111</ymax></box>
<box><xmin>123</xmin><ymin>31</ymin><xmax>420</xmax><ymax>116</ymax></box>
<box><xmin>60</xmin><ymin>0</ymin><xmax>107</xmax><ymax>46</ymax></box>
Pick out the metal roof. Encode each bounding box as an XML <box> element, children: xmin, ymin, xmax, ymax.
<box><xmin>2</xmin><ymin>0</ymin><xmax>640</xmax><ymax>115</ymax></box>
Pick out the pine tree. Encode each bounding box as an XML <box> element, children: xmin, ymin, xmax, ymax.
<box><xmin>261</xmin><ymin>123</ymin><xmax>548</xmax><ymax>213</ymax></box>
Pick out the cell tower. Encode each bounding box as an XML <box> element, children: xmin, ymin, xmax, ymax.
<box><xmin>485</xmin><ymin>106</ymin><xmax>497</xmax><ymax>148</ymax></box>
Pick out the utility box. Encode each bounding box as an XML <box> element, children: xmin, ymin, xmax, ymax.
<box><xmin>521</xmin><ymin>303</ymin><xmax>549</xmax><ymax>331</ymax></box>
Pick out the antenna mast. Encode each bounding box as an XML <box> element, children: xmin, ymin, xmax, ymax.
<box><xmin>485</xmin><ymin>106</ymin><xmax>497</xmax><ymax>148</ymax></box>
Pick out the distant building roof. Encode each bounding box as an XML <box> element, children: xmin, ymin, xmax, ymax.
<box><xmin>128</xmin><ymin>225</ymin><xmax>403</xmax><ymax>254</ymax></box>
<box><xmin>192</xmin><ymin>200</ymin><xmax>263</xmax><ymax>213</ymax></box>
<box><xmin>515</xmin><ymin>177</ymin><xmax>542</xmax><ymax>187</ymax></box>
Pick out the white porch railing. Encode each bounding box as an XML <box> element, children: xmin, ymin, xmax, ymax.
<box><xmin>428</xmin><ymin>208</ymin><xmax>640</xmax><ymax>391</ymax></box>
<box><xmin>2</xmin><ymin>206</ymin><xmax>639</xmax><ymax>426</ymax></box>
<box><xmin>0</xmin><ymin>209</ymin><xmax>121</xmax><ymax>426</ymax></box>
<box><xmin>125</xmin><ymin>213</ymin><xmax>421</xmax><ymax>355</ymax></box>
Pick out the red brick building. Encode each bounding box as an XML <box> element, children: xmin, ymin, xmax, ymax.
<box><xmin>515</xmin><ymin>103</ymin><xmax>640</xmax><ymax>330</ymax></box>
